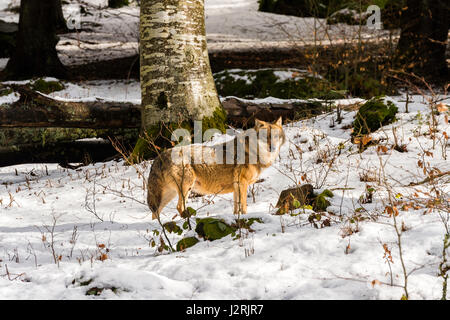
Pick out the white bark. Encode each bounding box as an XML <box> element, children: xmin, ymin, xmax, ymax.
<box><xmin>140</xmin><ymin>0</ymin><xmax>222</xmax><ymax>128</ymax></box>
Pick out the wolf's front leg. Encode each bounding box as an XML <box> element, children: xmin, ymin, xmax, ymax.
<box><xmin>233</xmin><ymin>181</ymin><xmax>248</xmax><ymax>215</ymax></box>
<box><xmin>239</xmin><ymin>182</ymin><xmax>248</xmax><ymax>214</ymax></box>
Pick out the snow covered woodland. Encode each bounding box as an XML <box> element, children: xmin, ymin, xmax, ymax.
<box><xmin>0</xmin><ymin>0</ymin><xmax>449</xmax><ymax>300</ymax></box>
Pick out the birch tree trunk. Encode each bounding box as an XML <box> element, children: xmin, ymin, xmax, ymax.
<box><xmin>134</xmin><ymin>0</ymin><xmax>226</xmax><ymax>160</ymax></box>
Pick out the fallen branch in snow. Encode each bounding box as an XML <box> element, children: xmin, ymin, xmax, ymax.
<box><xmin>0</xmin><ymin>88</ymin><xmax>325</xmax><ymax>129</ymax></box>
<box><xmin>407</xmin><ymin>171</ymin><xmax>450</xmax><ymax>186</ymax></box>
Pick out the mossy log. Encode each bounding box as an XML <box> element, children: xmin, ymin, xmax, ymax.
<box><xmin>0</xmin><ymin>85</ymin><xmax>141</xmax><ymax>129</ymax></box>
<box><xmin>0</xmin><ymin>90</ymin><xmax>324</xmax><ymax>130</ymax></box>
<box><xmin>222</xmin><ymin>97</ymin><xmax>325</xmax><ymax>128</ymax></box>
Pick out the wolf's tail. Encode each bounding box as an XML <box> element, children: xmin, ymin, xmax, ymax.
<box><xmin>147</xmin><ymin>156</ymin><xmax>164</xmax><ymax>216</ymax></box>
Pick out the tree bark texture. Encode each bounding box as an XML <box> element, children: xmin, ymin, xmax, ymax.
<box><xmin>139</xmin><ymin>0</ymin><xmax>222</xmax><ymax>128</ymax></box>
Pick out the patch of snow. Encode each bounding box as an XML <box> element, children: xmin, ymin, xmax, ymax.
<box><xmin>47</xmin><ymin>80</ymin><xmax>141</xmax><ymax>104</ymax></box>
<box><xmin>0</xmin><ymin>58</ymin><xmax>8</xmax><ymax>71</ymax></box>
<box><xmin>0</xmin><ymin>91</ymin><xmax>19</xmax><ymax>104</ymax></box>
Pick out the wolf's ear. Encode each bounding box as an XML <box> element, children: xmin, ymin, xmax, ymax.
<box><xmin>255</xmin><ymin>119</ymin><xmax>264</xmax><ymax>128</ymax></box>
<box><xmin>275</xmin><ymin>116</ymin><xmax>282</xmax><ymax>126</ymax></box>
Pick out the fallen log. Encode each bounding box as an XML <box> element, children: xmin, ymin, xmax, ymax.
<box><xmin>0</xmin><ymin>86</ymin><xmax>325</xmax><ymax>129</ymax></box>
<box><xmin>222</xmin><ymin>97</ymin><xmax>325</xmax><ymax>128</ymax></box>
<box><xmin>0</xmin><ymin>85</ymin><xmax>141</xmax><ymax>128</ymax></box>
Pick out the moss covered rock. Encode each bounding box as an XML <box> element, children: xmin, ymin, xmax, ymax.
<box><xmin>176</xmin><ymin>237</ymin><xmax>199</xmax><ymax>251</ymax></box>
<box><xmin>214</xmin><ymin>69</ymin><xmax>335</xmax><ymax>100</ymax></box>
<box><xmin>195</xmin><ymin>218</ymin><xmax>236</xmax><ymax>241</ymax></box>
<box><xmin>352</xmin><ymin>98</ymin><xmax>398</xmax><ymax>136</ymax></box>
<box><xmin>313</xmin><ymin>189</ymin><xmax>334</xmax><ymax>212</ymax></box>
<box><xmin>275</xmin><ymin>184</ymin><xmax>315</xmax><ymax>214</ymax></box>
<box><xmin>31</xmin><ymin>78</ymin><xmax>65</xmax><ymax>94</ymax></box>
<box><xmin>275</xmin><ymin>186</ymin><xmax>334</xmax><ymax>214</ymax></box>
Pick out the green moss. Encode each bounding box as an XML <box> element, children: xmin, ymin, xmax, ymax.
<box><xmin>176</xmin><ymin>237</ymin><xmax>199</xmax><ymax>251</ymax></box>
<box><xmin>214</xmin><ymin>69</ymin><xmax>334</xmax><ymax>100</ymax></box>
<box><xmin>31</xmin><ymin>78</ymin><xmax>65</xmax><ymax>94</ymax></box>
<box><xmin>201</xmin><ymin>106</ymin><xmax>227</xmax><ymax>133</ymax></box>
<box><xmin>0</xmin><ymin>86</ymin><xmax>13</xmax><ymax>97</ymax></box>
<box><xmin>313</xmin><ymin>189</ymin><xmax>334</xmax><ymax>212</ymax></box>
<box><xmin>195</xmin><ymin>218</ymin><xmax>236</xmax><ymax>241</ymax></box>
<box><xmin>352</xmin><ymin>98</ymin><xmax>398</xmax><ymax>136</ymax></box>
<box><xmin>313</xmin><ymin>196</ymin><xmax>330</xmax><ymax>212</ymax></box>
<box><xmin>108</xmin><ymin>0</ymin><xmax>129</xmax><ymax>8</ymax></box>
<box><xmin>321</xmin><ymin>189</ymin><xmax>334</xmax><ymax>198</ymax></box>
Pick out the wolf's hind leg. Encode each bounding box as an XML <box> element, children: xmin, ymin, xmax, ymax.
<box><xmin>151</xmin><ymin>187</ymin><xmax>177</xmax><ymax>220</ymax></box>
<box><xmin>176</xmin><ymin>180</ymin><xmax>194</xmax><ymax>216</ymax></box>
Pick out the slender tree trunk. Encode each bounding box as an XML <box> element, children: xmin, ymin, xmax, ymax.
<box><xmin>3</xmin><ymin>0</ymin><xmax>66</xmax><ymax>80</ymax></box>
<box><xmin>395</xmin><ymin>0</ymin><xmax>449</xmax><ymax>80</ymax></box>
<box><xmin>138</xmin><ymin>0</ymin><xmax>224</xmax><ymax>139</ymax></box>
<box><xmin>55</xmin><ymin>0</ymin><xmax>68</xmax><ymax>34</ymax></box>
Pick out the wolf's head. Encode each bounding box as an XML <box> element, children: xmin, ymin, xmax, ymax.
<box><xmin>255</xmin><ymin>117</ymin><xmax>286</xmax><ymax>150</ymax></box>
<box><xmin>254</xmin><ymin>117</ymin><xmax>286</xmax><ymax>161</ymax></box>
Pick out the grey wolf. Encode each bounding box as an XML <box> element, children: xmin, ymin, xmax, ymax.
<box><xmin>147</xmin><ymin>117</ymin><xmax>285</xmax><ymax>219</ymax></box>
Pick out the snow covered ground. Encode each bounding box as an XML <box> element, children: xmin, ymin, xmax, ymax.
<box><xmin>0</xmin><ymin>0</ymin><xmax>394</xmax><ymax>66</ymax></box>
<box><xmin>0</xmin><ymin>93</ymin><xmax>449</xmax><ymax>299</ymax></box>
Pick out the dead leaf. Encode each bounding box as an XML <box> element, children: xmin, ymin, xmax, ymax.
<box><xmin>437</xmin><ymin>103</ymin><xmax>448</xmax><ymax>113</ymax></box>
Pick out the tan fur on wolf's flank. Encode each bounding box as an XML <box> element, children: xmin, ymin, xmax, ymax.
<box><xmin>147</xmin><ymin>117</ymin><xmax>286</xmax><ymax>219</ymax></box>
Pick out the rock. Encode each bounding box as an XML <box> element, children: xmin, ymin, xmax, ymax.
<box><xmin>327</xmin><ymin>8</ymin><xmax>370</xmax><ymax>25</ymax></box>
<box><xmin>275</xmin><ymin>184</ymin><xmax>315</xmax><ymax>214</ymax></box>
<box><xmin>276</xmin><ymin>185</ymin><xmax>335</xmax><ymax>214</ymax></box>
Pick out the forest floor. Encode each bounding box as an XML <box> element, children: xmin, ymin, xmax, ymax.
<box><xmin>1</xmin><ymin>93</ymin><xmax>449</xmax><ymax>299</ymax></box>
